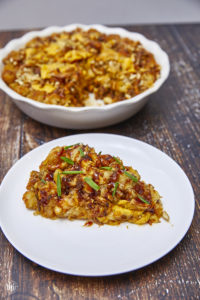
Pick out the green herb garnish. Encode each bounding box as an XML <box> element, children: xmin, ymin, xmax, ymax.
<box><xmin>60</xmin><ymin>156</ymin><xmax>74</xmax><ymax>165</ymax></box>
<box><xmin>79</xmin><ymin>148</ymin><xmax>85</xmax><ymax>157</ymax></box>
<box><xmin>137</xmin><ymin>194</ymin><xmax>150</xmax><ymax>204</ymax></box>
<box><xmin>100</xmin><ymin>166</ymin><xmax>112</xmax><ymax>170</ymax></box>
<box><xmin>113</xmin><ymin>156</ymin><xmax>121</xmax><ymax>164</ymax></box>
<box><xmin>124</xmin><ymin>171</ymin><xmax>138</xmax><ymax>182</ymax></box>
<box><xmin>84</xmin><ymin>177</ymin><xmax>100</xmax><ymax>191</ymax></box>
<box><xmin>98</xmin><ymin>151</ymin><xmax>102</xmax><ymax>155</ymax></box>
<box><xmin>112</xmin><ymin>182</ymin><xmax>119</xmax><ymax>197</ymax></box>
<box><xmin>41</xmin><ymin>179</ymin><xmax>46</xmax><ymax>184</ymax></box>
<box><xmin>64</xmin><ymin>143</ymin><xmax>80</xmax><ymax>150</ymax></box>
<box><xmin>113</xmin><ymin>156</ymin><xmax>125</xmax><ymax>169</ymax></box>
<box><xmin>62</xmin><ymin>170</ymin><xmax>84</xmax><ymax>174</ymax></box>
<box><xmin>57</xmin><ymin>173</ymin><xmax>61</xmax><ymax>197</ymax></box>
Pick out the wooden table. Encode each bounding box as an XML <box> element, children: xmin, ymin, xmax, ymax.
<box><xmin>0</xmin><ymin>24</ymin><xmax>199</xmax><ymax>300</ymax></box>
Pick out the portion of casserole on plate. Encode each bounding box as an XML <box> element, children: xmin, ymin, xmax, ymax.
<box><xmin>2</xmin><ymin>28</ymin><xmax>160</xmax><ymax>107</ymax></box>
<box><xmin>23</xmin><ymin>144</ymin><xmax>169</xmax><ymax>225</ymax></box>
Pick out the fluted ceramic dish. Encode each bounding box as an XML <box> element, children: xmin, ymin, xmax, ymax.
<box><xmin>0</xmin><ymin>24</ymin><xmax>170</xmax><ymax>129</ymax></box>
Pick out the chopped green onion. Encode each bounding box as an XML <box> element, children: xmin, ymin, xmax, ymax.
<box><xmin>41</xmin><ymin>179</ymin><xmax>46</xmax><ymax>184</ymax></box>
<box><xmin>60</xmin><ymin>156</ymin><xmax>74</xmax><ymax>165</ymax></box>
<box><xmin>112</xmin><ymin>182</ymin><xmax>119</xmax><ymax>197</ymax></box>
<box><xmin>124</xmin><ymin>171</ymin><xmax>138</xmax><ymax>182</ymax></box>
<box><xmin>98</xmin><ymin>151</ymin><xmax>102</xmax><ymax>155</ymax></box>
<box><xmin>113</xmin><ymin>156</ymin><xmax>122</xmax><ymax>164</ymax></box>
<box><xmin>137</xmin><ymin>194</ymin><xmax>150</xmax><ymax>204</ymax></box>
<box><xmin>79</xmin><ymin>148</ymin><xmax>85</xmax><ymax>157</ymax></box>
<box><xmin>100</xmin><ymin>166</ymin><xmax>112</xmax><ymax>170</ymax></box>
<box><xmin>84</xmin><ymin>177</ymin><xmax>100</xmax><ymax>191</ymax></box>
<box><xmin>64</xmin><ymin>143</ymin><xmax>80</xmax><ymax>150</ymax></box>
<box><xmin>113</xmin><ymin>156</ymin><xmax>125</xmax><ymax>169</ymax></box>
<box><xmin>57</xmin><ymin>173</ymin><xmax>61</xmax><ymax>197</ymax></box>
<box><xmin>62</xmin><ymin>170</ymin><xmax>84</xmax><ymax>174</ymax></box>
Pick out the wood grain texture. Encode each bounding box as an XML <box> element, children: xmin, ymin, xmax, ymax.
<box><xmin>0</xmin><ymin>24</ymin><xmax>199</xmax><ymax>300</ymax></box>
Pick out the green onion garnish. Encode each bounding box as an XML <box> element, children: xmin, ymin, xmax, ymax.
<box><xmin>100</xmin><ymin>166</ymin><xmax>112</xmax><ymax>170</ymax></box>
<box><xmin>41</xmin><ymin>179</ymin><xmax>46</xmax><ymax>184</ymax></box>
<box><xmin>112</xmin><ymin>182</ymin><xmax>119</xmax><ymax>197</ymax></box>
<box><xmin>62</xmin><ymin>170</ymin><xmax>84</xmax><ymax>174</ymax></box>
<box><xmin>113</xmin><ymin>156</ymin><xmax>122</xmax><ymax>164</ymax></box>
<box><xmin>79</xmin><ymin>148</ymin><xmax>85</xmax><ymax>157</ymax></box>
<box><xmin>60</xmin><ymin>156</ymin><xmax>74</xmax><ymax>165</ymax></box>
<box><xmin>57</xmin><ymin>173</ymin><xmax>61</xmax><ymax>197</ymax></box>
<box><xmin>64</xmin><ymin>143</ymin><xmax>80</xmax><ymax>150</ymax></box>
<box><xmin>137</xmin><ymin>194</ymin><xmax>150</xmax><ymax>204</ymax></box>
<box><xmin>98</xmin><ymin>151</ymin><xmax>102</xmax><ymax>155</ymax></box>
<box><xmin>124</xmin><ymin>171</ymin><xmax>138</xmax><ymax>182</ymax></box>
<box><xmin>113</xmin><ymin>156</ymin><xmax>125</xmax><ymax>169</ymax></box>
<box><xmin>84</xmin><ymin>177</ymin><xmax>100</xmax><ymax>191</ymax></box>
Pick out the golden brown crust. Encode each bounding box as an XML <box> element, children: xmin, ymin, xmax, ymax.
<box><xmin>23</xmin><ymin>144</ymin><xmax>167</xmax><ymax>226</ymax></box>
<box><xmin>3</xmin><ymin>28</ymin><xmax>160</xmax><ymax>107</ymax></box>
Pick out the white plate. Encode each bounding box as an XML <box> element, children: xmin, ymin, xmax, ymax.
<box><xmin>0</xmin><ymin>24</ymin><xmax>170</xmax><ymax>129</ymax></box>
<box><xmin>0</xmin><ymin>134</ymin><xmax>194</xmax><ymax>276</ymax></box>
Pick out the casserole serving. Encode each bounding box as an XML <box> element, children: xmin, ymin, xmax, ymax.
<box><xmin>0</xmin><ymin>24</ymin><xmax>170</xmax><ymax>129</ymax></box>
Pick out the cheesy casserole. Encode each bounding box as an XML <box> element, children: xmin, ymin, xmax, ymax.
<box><xmin>2</xmin><ymin>28</ymin><xmax>160</xmax><ymax>107</ymax></box>
<box><xmin>23</xmin><ymin>144</ymin><xmax>169</xmax><ymax>225</ymax></box>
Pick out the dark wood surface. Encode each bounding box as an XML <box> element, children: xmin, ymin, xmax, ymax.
<box><xmin>0</xmin><ymin>24</ymin><xmax>199</xmax><ymax>300</ymax></box>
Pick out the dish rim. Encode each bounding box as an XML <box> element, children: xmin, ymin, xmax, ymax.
<box><xmin>0</xmin><ymin>23</ymin><xmax>170</xmax><ymax>112</ymax></box>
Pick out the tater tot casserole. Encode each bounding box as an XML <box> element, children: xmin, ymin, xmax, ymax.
<box><xmin>2</xmin><ymin>28</ymin><xmax>160</xmax><ymax>107</ymax></box>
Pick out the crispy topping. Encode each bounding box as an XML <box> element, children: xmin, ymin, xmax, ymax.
<box><xmin>23</xmin><ymin>143</ymin><xmax>168</xmax><ymax>225</ymax></box>
<box><xmin>3</xmin><ymin>28</ymin><xmax>160</xmax><ymax>107</ymax></box>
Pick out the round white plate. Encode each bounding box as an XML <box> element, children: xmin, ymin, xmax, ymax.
<box><xmin>0</xmin><ymin>134</ymin><xmax>195</xmax><ymax>276</ymax></box>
